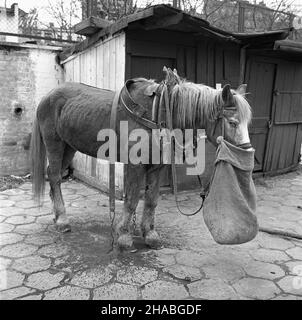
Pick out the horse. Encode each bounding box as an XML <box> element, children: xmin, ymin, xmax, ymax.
<box><xmin>30</xmin><ymin>68</ymin><xmax>252</xmax><ymax>250</ymax></box>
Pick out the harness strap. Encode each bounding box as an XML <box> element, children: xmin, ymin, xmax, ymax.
<box><xmin>162</xmin><ymin>84</ymin><xmax>205</xmax><ymax>217</ymax></box>
<box><xmin>120</xmin><ymin>80</ymin><xmax>160</xmax><ymax>130</ymax></box>
<box><xmin>109</xmin><ymin>88</ymin><xmax>122</xmax><ymax>251</ymax></box>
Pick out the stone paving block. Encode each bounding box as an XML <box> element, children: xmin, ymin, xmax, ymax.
<box><xmin>25</xmin><ymin>233</ymin><xmax>56</xmax><ymax>246</ymax></box>
<box><xmin>18</xmin><ymin>294</ymin><xmax>43</xmax><ymax>300</ymax></box>
<box><xmin>5</xmin><ymin>215</ymin><xmax>36</xmax><ymax>225</ymax></box>
<box><xmin>0</xmin><ymin>233</ymin><xmax>24</xmax><ymax>246</ymax></box>
<box><xmin>0</xmin><ymin>216</ymin><xmax>6</xmax><ymax>223</ymax></box>
<box><xmin>286</xmin><ymin>247</ymin><xmax>302</xmax><ymax>260</ymax></box>
<box><xmin>155</xmin><ymin>248</ymin><xmax>180</xmax><ymax>255</ymax></box>
<box><xmin>37</xmin><ymin>244</ymin><xmax>68</xmax><ymax>258</ymax></box>
<box><xmin>163</xmin><ymin>264</ymin><xmax>203</xmax><ymax>282</ymax></box>
<box><xmin>71</xmin><ymin>200</ymin><xmax>100</xmax><ymax>209</ymax></box>
<box><xmin>93</xmin><ymin>283</ymin><xmax>138</xmax><ymax>300</ymax></box>
<box><xmin>256</xmin><ymin>206</ymin><xmax>281</xmax><ymax>215</ymax></box>
<box><xmin>18</xmin><ymin>183</ymin><xmax>33</xmax><ymax>191</ymax></box>
<box><xmin>257</xmin><ymin>233</ymin><xmax>295</xmax><ymax>250</ymax></box>
<box><xmin>0</xmin><ymin>257</ymin><xmax>11</xmax><ymax>270</ymax></box>
<box><xmin>0</xmin><ymin>223</ymin><xmax>15</xmax><ymax>233</ymax></box>
<box><xmin>152</xmin><ymin>254</ymin><xmax>176</xmax><ymax>268</ymax></box>
<box><xmin>26</xmin><ymin>271</ymin><xmax>65</xmax><ymax>290</ymax></box>
<box><xmin>116</xmin><ymin>266</ymin><xmax>158</xmax><ymax>286</ymax></box>
<box><xmin>9</xmin><ymin>195</ymin><xmax>33</xmax><ymax>201</ymax></box>
<box><xmin>15</xmin><ymin>200</ymin><xmax>41</xmax><ymax>209</ymax></box>
<box><xmin>36</xmin><ymin>215</ymin><xmax>55</xmax><ymax>225</ymax></box>
<box><xmin>243</xmin><ymin>260</ymin><xmax>285</xmax><ymax>280</ymax></box>
<box><xmin>14</xmin><ymin>223</ymin><xmax>47</xmax><ymax>235</ymax></box>
<box><xmin>272</xmin><ymin>294</ymin><xmax>302</xmax><ymax>300</ymax></box>
<box><xmin>202</xmin><ymin>262</ymin><xmax>245</xmax><ymax>282</ymax></box>
<box><xmin>24</xmin><ymin>207</ymin><xmax>52</xmax><ymax>217</ymax></box>
<box><xmin>0</xmin><ymin>207</ymin><xmax>28</xmax><ymax>216</ymax></box>
<box><xmin>0</xmin><ymin>286</ymin><xmax>36</xmax><ymax>300</ymax></box>
<box><xmin>12</xmin><ymin>256</ymin><xmax>51</xmax><ymax>273</ymax></box>
<box><xmin>0</xmin><ymin>270</ymin><xmax>24</xmax><ymax>290</ymax></box>
<box><xmin>277</xmin><ymin>276</ymin><xmax>302</xmax><ymax>296</ymax></box>
<box><xmin>250</xmin><ymin>248</ymin><xmax>290</xmax><ymax>264</ymax></box>
<box><xmin>71</xmin><ymin>267</ymin><xmax>113</xmax><ymax>288</ymax></box>
<box><xmin>175</xmin><ymin>250</ymin><xmax>215</xmax><ymax>267</ymax></box>
<box><xmin>233</xmin><ymin>278</ymin><xmax>280</xmax><ymax>299</ymax></box>
<box><xmin>284</xmin><ymin>261</ymin><xmax>302</xmax><ymax>276</ymax></box>
<box><xmin>0</xmin><ymin>200</ymin><xmax>15</xmax><ymax>208</ymax></box>
<box><xmin>0</xmin><ymin>243</ymin><xmax>37</xmax><ymax>258</ymax></box>
<box><xmin>257</xmin><ymin>200</ymin><xmax>281</xmax><ymax>208</ymax></box>
<box><xmin>142</xmin><ymin>280</ymin><xmax>188</xmax><ymax>300</ymax></box>
<box><xmin>1</xmin><ymin>189</ymin><xmax>27</xmax><ymax>196</ymax></box>
<box><xmin>188</xmin><ymin>278</ymin><xmax>239</xmax><ymax>300</ymax></box>
<box><xmin>0</xmin><ymin>195</ymin><xmax>9</xmax><ymax>200</ymax></box>
<box><xmin>44</xmin><ymin>285</ymin><xmax>90</xmax><ymax>300</ymax></box>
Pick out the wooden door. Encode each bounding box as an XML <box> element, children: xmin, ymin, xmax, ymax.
<box><xmin>263</xmin><ymin>61</ymin><xmax>302</xmax><ymax>173</ymax></box>
<box><xmin>131</xmin><ymin>56</ymin><xmax>175</xmax><ymax>81</ymax></box>
<box><xmin>245</xmin><ymin>58</ymin><xmax>276</xmax><ymax>171</ymax></box>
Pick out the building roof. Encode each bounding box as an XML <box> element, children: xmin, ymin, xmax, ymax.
<box><xmin>61</xmin><ymin>4</ymin><xmax>298</xmax><ymax>62</ymax></box>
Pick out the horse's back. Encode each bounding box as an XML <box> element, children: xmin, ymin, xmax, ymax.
<box><xmin>39</xmin><ymin>82</ymin><xmax>115</xmax><ymax>156</ymax></box>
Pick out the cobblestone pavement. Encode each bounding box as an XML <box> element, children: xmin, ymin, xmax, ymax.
<box><xmin>0</xmin><ymin>168</ymin><xmax>302</xmax><ymax>300</ymax></box>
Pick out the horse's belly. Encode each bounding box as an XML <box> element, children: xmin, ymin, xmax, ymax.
<box><xmin>57</xmin><ymin>94</ymin><xmax>113</xmax><ymax>157</ymax></box>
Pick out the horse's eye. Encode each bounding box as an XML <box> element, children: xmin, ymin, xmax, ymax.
<box><xmin>229</xmin><ymin>120</ymin><xmax>239</xmax><ymax>128</ymax></box>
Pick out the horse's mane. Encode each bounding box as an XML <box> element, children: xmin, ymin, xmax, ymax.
<box><xmin>132</xmin><ymin>77</ymin><xmax>252</xmax><ymax>129</ymax></box>
<box><xmin>170</xmin><ymin>80</ymin><xmax>252</xmax><ymax>129</ymax></box>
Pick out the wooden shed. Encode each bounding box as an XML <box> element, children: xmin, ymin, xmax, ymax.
<box><xmin>60</xmin><ymin>4</ymin><xmax>302</xmax><ymax>195</ymax></box>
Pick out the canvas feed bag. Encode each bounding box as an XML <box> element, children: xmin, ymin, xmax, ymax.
<box><xmin>203</xmin><ymin>137</ymin><xmax>258</xmax><ymax>244</ymax></box>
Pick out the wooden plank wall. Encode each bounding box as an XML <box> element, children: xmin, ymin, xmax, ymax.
<box><xmin>264</xmin><ymin>60</ymin><xmax>302</xmax><ymax>174</ymax></box>
<box><xmin>63</xmin><ymin>32</ymin><xmax>126</xmax><ymax>197</ymax></box>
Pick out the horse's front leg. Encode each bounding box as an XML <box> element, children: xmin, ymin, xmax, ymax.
<box><xmin>141</xmin><ymin>165</ymin><xmax>163</xmax><ymax>249</ymax></box>
<box><xmin>116</xmin><ymin>164</ymin><xmax>145</xmax><ymax>249</ymax></box>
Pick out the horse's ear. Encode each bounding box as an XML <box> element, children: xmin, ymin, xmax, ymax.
<box><xmin>222</xmin><ymin>84</ymin><xmax>234</xmax><ymax>104</ymax></box>
<box><xmin>236</xmin><ymin>84</ymin><xmax>247</xmax><ymax>95</ymax></box>
<box><xmin>144</xmin><ymin>83</ymin><xmax>159</xmax><ymax>96</ymax></box>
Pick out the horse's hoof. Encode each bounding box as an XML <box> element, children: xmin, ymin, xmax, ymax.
<box><xmin>145</xmin><ymin>230</ymin><xmax>162</xmax><ymax>249</ymax></box>
<box><xmin>55</xmin><ymin>215</ymin><xmax>71</xmax><ymax>233</ymax></box>
<box><xmin>56</xmin><ymin>223</ymin><xmax>71</xmax><ymax>233</ymax></box>
<box><xmin>117</xmin><ymin>233</ymin><xmax>133</xmax><ymax>249</ymax></box>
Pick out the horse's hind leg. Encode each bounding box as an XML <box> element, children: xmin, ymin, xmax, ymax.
<box><xmin>116</xmin><ymin>164</ymin><xmax>145</xmax><ymax>249</ymax></box>
<box><xmin>61</xmin><ymin>145</ymin><xmax>76</xmax><ymax>176</ymax></box>
<box><xmin>141</xmin><ymin>165</ymin><xmax>162</xmax><ymax>249</ymax></box>
<box><xmin>46</xmin><ymin>141</ymin><xmax>71</xmax><ymax>232</ymax></box>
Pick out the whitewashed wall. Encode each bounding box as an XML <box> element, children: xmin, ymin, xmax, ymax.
<box><xmin>62</xmin><ymin>32</ymin><xmax>126</xmax><ymax>196</ymax></box>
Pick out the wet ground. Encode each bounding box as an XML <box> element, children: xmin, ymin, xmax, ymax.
<box><xmin>0</xmin><ymin>167</ymin><xmax>302</xmax><ymax>300</ymax></box>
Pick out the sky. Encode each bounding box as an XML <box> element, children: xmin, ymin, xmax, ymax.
<box><xmin>2</xmin><ymin>0</ymin><xmax>302</xmax><ymax>26</ymax></box>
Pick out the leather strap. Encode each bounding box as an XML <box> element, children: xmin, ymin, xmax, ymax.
<box><xmin>162</xmin><ymin>83</ymin><xmax>204</xmax><ymax>217</ymax></box>
<box><xmin>120</xmin><ymin>82</ymin><xmax>160</xmax><ymax>130</ymax></box>
<box><xmin>109</xmin><ymin>89</ymin><xmax>122</xmax><ymax>219</ymax></box>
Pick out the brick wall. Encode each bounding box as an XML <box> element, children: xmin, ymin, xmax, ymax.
<box><xmin>0</xmin><ymin>43</ymin><xmax>64</xmax><ymax>176</ymax></box>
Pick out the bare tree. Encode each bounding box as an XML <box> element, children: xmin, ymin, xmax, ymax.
<box><xmin>178</xmin><ymin>0</ymin><xmax>296</xmax><ymax>32</ymax></box>
<box><xmin>45</xmin><ymin>0</ymin><xmax>81</xmax><ymax>39</ymax></box>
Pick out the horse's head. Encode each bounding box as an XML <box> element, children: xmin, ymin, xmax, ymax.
<box><xmin>207</xmin><ymin>84</ymin><xmax>252</xmax><ymax>149</ymax></box>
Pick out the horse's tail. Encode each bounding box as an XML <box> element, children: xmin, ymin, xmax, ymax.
<box><xmin>30</xmin><ymin>115</ymin><xmax>46</xmax><ymax>205</ymax></box>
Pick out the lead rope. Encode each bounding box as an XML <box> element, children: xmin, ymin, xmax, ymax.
<box><xmin>162</xmin><ymin>84</ymin><xmax>205</xmax><ymax>216</ymax></box>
